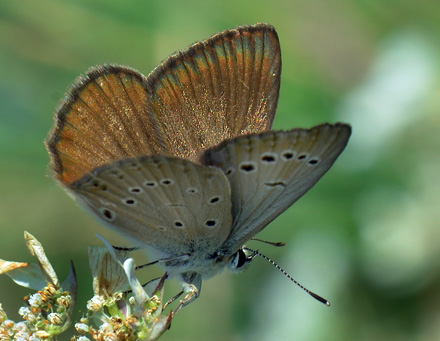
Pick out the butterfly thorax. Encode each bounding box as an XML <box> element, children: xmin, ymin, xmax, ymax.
<box><xmin>160</xmin><ymin>246</ymin><xmax>253</xmax><ymax>281</ymax></box>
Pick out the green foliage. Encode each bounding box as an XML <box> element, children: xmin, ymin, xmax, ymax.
<box><xmin>0</xmin><ymin>1</ymin><xmax>439</xmax><ymax>340</ymax></box>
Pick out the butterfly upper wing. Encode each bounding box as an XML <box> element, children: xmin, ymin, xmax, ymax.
<box><xmin>71</xmin><ymin>156</ymin><xmax>233</xmax><ymax>257</ymax></box>
<box><xmin>47</xmin><ymin>66</ymin><xmax>167</xmax><ymax>185</ymax></box>
<box><xmin>146</xmin><ymin>23</ymin><xmax>281</xmax><ymax>161</ymax></box>
<box><xmin>47</xmin><ymin>23</ymin><xmax>281</xmax><ymax>185</ymax></box>
<box><xmin>201</xmin><ymin>123</ymin><xmax>351</xmax><ymax>252</ymax></box>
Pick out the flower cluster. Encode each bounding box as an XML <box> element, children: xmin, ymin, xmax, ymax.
<box><xmin>0</xmin><ymin>232</ymin><xmax>178</xmax><ymax>341</ymax></box>
<box><xmin>0</xmin><ymin>232</ymin><xmax>75</xmax><ymax>339</ymax></box>
<box><xmin>71</xmin><ymin>245</ymin><xmax>173</xmax><ymax>341</ymax></box>
<box><xmin>0</xmin><ymin>284</ymin><xmax>73</xmax><ymax>340</ymax></box>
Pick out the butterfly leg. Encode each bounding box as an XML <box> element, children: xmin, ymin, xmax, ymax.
<box><xmin>178</xmin><ymin>272</ymin><xmax>202</xmax><ymax>308</ymax></box>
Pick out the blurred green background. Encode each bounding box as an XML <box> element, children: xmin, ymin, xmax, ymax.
<box><xmin>1</xmin><ymin>1</ymin><xmax>439</xmax><ymax>340</ymax></box>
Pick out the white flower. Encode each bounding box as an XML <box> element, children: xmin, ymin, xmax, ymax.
<box><xmin>77</xmin><ymin>336</ymin><xmax>91</xmax><ymax>341</ymax></box>
<box><xmin>86</xmin><ymin>295</ymin><xmax>106</xmax><ymax>311</ymax></box>
<box><xmin>14</xmin><ymin>321</ymin><xmax>29</xmax><ymax>332</ymax></box>
<box><xmin>28</xmin><ymin>293</ymin><xmax>43</xmax><ymax>308</ymax></box>
<box><xmin>48</xmin><ymin>312</ymin><xmax>64</xmax><ymax>325</ymax></box>
<box><xmin>75</xmin><ymin>322</ymin><xmax>90</xmax><ymax>334</ymax></box>
<box><xmin>35</xmin><ymin>329</ymin><xmax>51</xmax><ymax>338</ymax></box>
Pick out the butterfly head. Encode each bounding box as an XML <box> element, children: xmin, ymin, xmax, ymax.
<box><xmin>227</xmin><ymin>247</ymin><xmax>257</xmax><ymax>273</ymax></box>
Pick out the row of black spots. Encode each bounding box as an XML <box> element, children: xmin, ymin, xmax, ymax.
<box><xmin>131</xmin><ymin>162</ymin><xmax>143</xmax><ymax>172</ymax></box>
<box><xmin>186</xmin><ymin>188</ymin><xmax>221</xmax><ymax>205</ymax></box>
<box><xmin>152</xmin><ymin>157</ymin><xmax>164</xmax><ymax>167</ymax></box>
<box><xmin>143</xmin><ymin>178</ymin><xmax>175</xmax><ymax>188</ymax></box>
<box><xmin>108</xmin><ymin>169</ymin><xmax>125</xmax><ymax>180</ymax></box>
<box><xmin>90</xmin><ymin>179</ymin><xmax>109</xmax><ymax>192</ymax></box>
<box><xmin>279</xmin><ymin>150</ymin><xmax>321</xmax><ymax>166</ymax></box>
<box><xmin>296</xmin><ymin>153</ymin><xmax>321</xmax><ymax>166</ymax></box>
<box><xmin>234</xmin><ymin>152</ymin><xmax>321</xmax><ymax>176</ymax></box>
<box><xmin>172</xmin><ymin>219</ymin><xmax>218</xmax><ymax>229</ymax></box>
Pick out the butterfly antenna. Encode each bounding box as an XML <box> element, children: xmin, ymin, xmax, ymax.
<box><xmin>244</xmin><ymin>247</ymin><xmax>330</xmax><ymax>306</ymax></box>
<box><xmin>251</xmin><ymin>238</ymin><xmax>286</xmax><ymax>247</ymax></box>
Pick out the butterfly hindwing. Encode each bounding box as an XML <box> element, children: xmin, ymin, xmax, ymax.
<box><xmin>71</xmin><ymin>156</ymin><xmax>233</xmax><ymax>256</ymax></box>
<box><xmin>202</xmin><ymin>123</ymin><xmax>351</xmax><ymax>251</ymax></box>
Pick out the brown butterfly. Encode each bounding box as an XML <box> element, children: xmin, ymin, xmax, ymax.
<box><xmin>47</xmin><ymin>23</ymin><xmax>351</xmax><ymax>306</ymax></box>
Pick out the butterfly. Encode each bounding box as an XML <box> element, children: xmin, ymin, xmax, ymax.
<box><xmin>47</xmin><ymin>23</ymin><xmax>351</xmax><ymax>306</ymax></box>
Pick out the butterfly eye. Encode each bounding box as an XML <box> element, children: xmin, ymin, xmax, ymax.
<box><xmin>229</xmin><ymin>249</ymin><xmax>253</xmax><ymax>272</ymax></box>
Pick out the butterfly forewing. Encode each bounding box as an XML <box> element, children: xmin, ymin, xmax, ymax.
<box><xmin>47</xmin><ymin>23</ymin><xmax>281</xmax><ymax>186</ymax></box>
<box><xmin>146</xmin><ymin>23</ymin><xmax>281</xmax><ymax>161</ymax></box>
<box><xmin>71</xmin><ymin>156</ymin><xmax>233</xmax><ymax>256</ymax></box>
<box><xmin>202</xmin><ymin>123</ymin><xmax>351</xmax><ymax>250</ymax></box>
<box><xmin>47</xmin><ymin>66</ymin><xmax>169</xmax><ymax>184</ymax></box>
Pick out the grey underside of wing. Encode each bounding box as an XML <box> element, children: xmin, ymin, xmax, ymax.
<box><xmin>202</xmin><ymin>123</ymin><xmax>351</xmax><ymax>250</ymax></box>
<box><xmin>70</xmin><ymin>155</ymin><xmax>233</xmax><ymax>257</ymax></box>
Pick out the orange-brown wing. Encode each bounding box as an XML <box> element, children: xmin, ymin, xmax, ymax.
<box><xmin>47</xmin><ymin>66</ymin><xmax>167</xmax><ymax>185</ymax></box>
<box><xmin>47</xmin><ymin>23</ymin><xmax>281</xmax><ymax>185</ymax></box>
<box><xmin>146</xmin><ymin>23</ymin><xmax>281</xmax><ymax>162</ymax></box>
